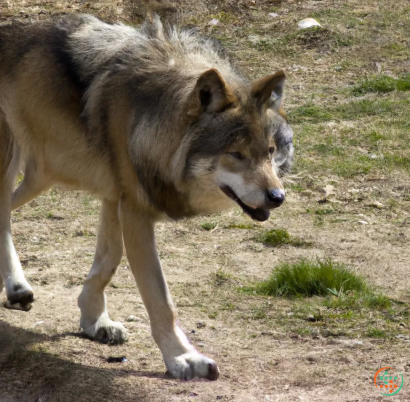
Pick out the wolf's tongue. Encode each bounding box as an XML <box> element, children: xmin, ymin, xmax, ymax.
<box><xmin>220</xmin><ymin>186</ymin><xmax>271</xmax><ymax>222</ymax></box>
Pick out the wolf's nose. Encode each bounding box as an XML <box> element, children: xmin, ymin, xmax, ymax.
<box><xmin>267</xmin><ymin>189</ymin><xmax>285</xmax><ymax>205</ymax></box>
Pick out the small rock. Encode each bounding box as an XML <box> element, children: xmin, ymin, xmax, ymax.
<box><xmin>369</xmin><ymin>154</ymin><xmax>383</xmax><ymax>160</ymax></box>
<box><xmin>34</xmin><ymin>321</ymin><xmax>44</xmax><ymax>326</ymax></box>
<box><xmin>268</xmin><ymin>13</ymin><xmax>278</xmax><ymax>18</ymax></box>
<box><xmin>298</xmin><ymin>18</ymin><xmax>321</xmax><ymax>29</ymax></box>
<box><xmin>367</xmin><ymin>201</ymin><xmax>384</xmax><ymax>209</ymax></box>
<box><xmin>357</xmin><ymin>220</ymin><xmax>368</xmax><ymax>225</ymax></box>
<box><xmin>190</xmin><ymin>330</ymin><xmax>196</xmax><ymax>334</ymax></box>
<box><xmin>351</xmin><ymin>340</ymin><xmax>363</xmax><ymax>346</ymax></box>
<box><xmin>396</xmin><ymin>334</ymin><xmax>410</xmax><ymax>340</ymax></box>
<box><xmin>209</xmin><ymin>19</ymin><xmax>219</xmax><ymax>26</ymax></box>
<box><xmin>323</xmin><ymin>184</ymin><xmax>335</xmax><ymax>197</ymax></box>
<box><xmin>198</xmin><ymin>342</ymin><xmax>206</xmax><ymax>347</ymax></box>
<box><xmin>196</xmin><ymin>321</ymin><xmax>206</xmax><ymax>329</ymax></box>
<box><xmin>126</xmin><ymin>315</ymin><xmax>137</xmax><ymax>322</ymax></box>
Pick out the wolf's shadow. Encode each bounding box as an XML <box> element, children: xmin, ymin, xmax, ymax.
<box><xmin>0</xmin><ymin>321</ymin><xmax>166</xmax><ymax>402</ymax></box>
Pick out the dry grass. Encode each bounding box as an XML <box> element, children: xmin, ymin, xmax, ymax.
<box><xmin>1</xmin><ymin>0</ymin><xmax>410</xmax><ymax>401</ymax></box>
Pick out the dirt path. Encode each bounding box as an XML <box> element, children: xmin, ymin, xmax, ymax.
<box><xmin>1</xmin><ymin>1</ymin><xmax>410</xmax><ymax>401</ymax></box>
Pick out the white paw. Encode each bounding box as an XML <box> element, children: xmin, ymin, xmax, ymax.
<box><xmin>165</xmin><ymin>351</ymin><xmax>219</xmax><ymax>381</ymax></box>
<box><xmin>4</xmin><ymin>281</ymin><xmax>34</xmax><ymax>311</ymax></box>
<box><xmin>83</xmin><ymin>318</ymin><xmax>128</xmax><ymax>345</ymax></box>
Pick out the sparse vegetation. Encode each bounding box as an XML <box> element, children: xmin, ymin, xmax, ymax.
<box><xmin>200</xmin><ymin>221</ymin><xmax>217</xmax><ymax>230</ymax></box>
<box><xmin>243</xmin><ymin>259</ymin><xmax>367</xmax><ymax>298</ymax></box>
<box><xmin>225</xmin><ymin>223</ymin><xmax>255</xmax><ymax>229</ymax></box>
<box><xmin>255</xmin><ymin>229</ymin><xmax>311</xmax><ymax>247</ymax></box>
<box><xmin>352</xmin><ymin>74</ymin><xmax>410</xmax><ymax>95</ymax></box>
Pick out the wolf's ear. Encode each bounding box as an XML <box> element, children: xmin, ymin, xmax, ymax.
<box><xmin>188</xmin><ymin>69</ymin><xmax>235</xmax><ymax>116</ymax></box>
<box><xmin>251</xmin><ymin>70</ymin><xmax>286</xmax><ymax>112</ymax></box>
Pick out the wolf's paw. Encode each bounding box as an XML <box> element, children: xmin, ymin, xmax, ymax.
<box><xmin>4</xmin><ymin>283</ymin><xmax>34</xmax><ymax>311</ymax></box>
<box><xmin>165</xmin><ymin>352</ymin><xmax>219</xmax><ymax>381</ymax></box>
<box><xmin>83</xmin><ymin>319</ymin><xmax>128</xmax><ymax>345</ymax></box>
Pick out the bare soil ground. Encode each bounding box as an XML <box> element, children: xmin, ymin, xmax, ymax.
<box><xmin>1</xmin><ymin>1</ymin><xmax>410</xmax><ymax>401</ymax></box>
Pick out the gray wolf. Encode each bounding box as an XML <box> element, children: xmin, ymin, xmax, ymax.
<box><xmin>0</xmin><ymin>14</ymin><xmax>294</xmax><ymax>380</ymax></box>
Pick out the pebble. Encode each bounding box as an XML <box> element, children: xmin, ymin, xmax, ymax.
<box><xmin>126</xmin><ymin>315</ymin><xmax>138</xmax><ymax>322</ymax></box>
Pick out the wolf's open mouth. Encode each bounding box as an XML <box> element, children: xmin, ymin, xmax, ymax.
<box><xmin>220</xmin><ymin>186</ymin><xmax>270</xmax><ymax>222</ymax></box>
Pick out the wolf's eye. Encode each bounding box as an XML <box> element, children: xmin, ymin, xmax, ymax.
<box><xmin>228</xmin><ymin>152</ymin><xmax>244</xmax><ymax>160</ymax></box>
<box><xmin>269</xmin><ymin>146</ymin><xmax>276</xmax><ymax>155</ymax></box>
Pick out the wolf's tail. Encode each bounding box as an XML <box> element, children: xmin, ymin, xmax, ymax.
<box><xmin>142</xmin><ymin>13</ymin><xmax>165</xmax><ymax>40</ymax></box>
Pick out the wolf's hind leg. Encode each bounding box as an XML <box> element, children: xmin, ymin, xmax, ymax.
<box><xmin>120</xmin><ymin>196</ymin><xmax>219</xmax><ymax>381</ymax></box>
<box><xmin>0</xmin><ymin>116</ymin><xmax>33</xmax><ymax>310</ymax></box>
<box><xmin>78</xmin><ymin>199</ymin><xmax>127</xmax><ymax>344</ymax></box>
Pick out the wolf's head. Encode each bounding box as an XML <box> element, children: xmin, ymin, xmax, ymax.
<box><xmin>172</xmin><ymin>69</ymin><xmax>294</xmax><ymax>222</ymax></box>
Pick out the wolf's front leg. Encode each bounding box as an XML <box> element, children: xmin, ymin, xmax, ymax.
<box><xmin>78</xmin><ymin>199</ymin><xmax>127</xmax><ymax>344</ymax></box>
<box><xmin>120</xmin><ymin>196</ymin><xmax>219</xmax><ymax>381</ymax></box>
<box><xmin>0</xmin><ymin>144</ymin><xmax>34</xmax><ymax>311</ymax></box>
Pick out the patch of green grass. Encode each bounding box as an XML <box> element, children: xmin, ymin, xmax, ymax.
<box><xmin>312</xmin><ymin>143</ymin><xmax>345</xmax><ymax>156</ymax></box>
<box><xmin>365</xmin><ymin>328</ymin><xmax>386</xmax><ymax>338</ymax></box>
<box><xmin>290</xmin><ymin>104</ymin><xmax>332</xmax><ymax>124</ymax></box>
<box><xmin>307</xmin><ymin>208</ymin><xmax>335</xmax><ymax>216</ymax></box>
<box><xmin>290</xmin><ymin>98</ymin><xmax>410</xmax><ymax>124</ymax></box>
<box><xmin>381</xmin><ymin>154</ymin><xmax>410</xmax><ymax>170</ymax></box>
<box><xmin>335</xmin><ymin>99</ymin><xmax>399</xmax><ymax>120</ymax></box>
<box><xmin>243</xmin><ymin>259</ymin><xmax>367</xmax><ymax>298</ymax></box>
<box><xmin>352</xmin><ymin>74</ymin><xmax>410</xmax><ymax>96</ymax></box>
<box><xmin>285</xmin><ymin>26</ymin><xmax>353</xmax><ymax>49</ymax></box>
<box><xmin>324</xmin><ymin>290</ymin><xmax>391</xmax><ymax>310</ymax></box>
<box><xmin>289</xmin><ymin>183</ymin><xmax>305</xmax><ymax>192</ymax></box>
<box><xmin>242</xmin><ymin>258</ymin><xmax>393</xmax><ymax>312</ymax></box>
<box><xmin>212</xmin><ymin>268</ymin><xmax>232</xmax><ymax>287</ymax></box>
<box><xmin>331</xmin><ymin>157</ymin><xmax>374</xmax><ymax>177</ymax></box>
<box><xmin>200</xmin><ymin>222</ymin><xmax>217</xmax><ymax>231</ymax></box>
<box><xmin>366</xmin><ymin>131</ymin><xmax>387</xmax><ymax>142</ymax></box>
<box><xmin>254</xmin><ymin>229</ymin><xmax>311</xmax><ymax>248</ymax></box>
<box><xmin>397</xmin><ymin>74</ymin><xmax>410</xmax><ymax>91</ymax></box>
<box><xmin>226</xmin><ymin>223</ymin><xmax>255</xmax><ymax>229</ymax></box>
<box><xmin>211</xmin><ymin>11</ymin><xmax>236</xmax><ymax>24</ymax></box>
